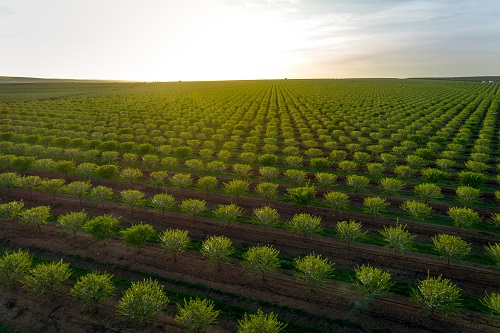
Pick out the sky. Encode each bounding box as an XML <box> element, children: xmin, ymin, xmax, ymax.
<box><xmin>1</xmin><ymin>0</ymin><xmax>499</xmax><ymax>81</ymax></box>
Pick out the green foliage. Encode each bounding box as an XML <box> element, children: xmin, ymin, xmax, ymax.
<box><xmin>196</xmin><ymin>176</ymin><xmax>218</xmax><ymax>195</ymax></box>
<box><xmin>411</xmin><ymin>274</ymin><xmax>461</xmax><ymax>315</ymax></box>
<box><xmin>223</xmin><ymin>179</ymin><xmax>250</xmax><ymax>204</ymax></box>
<box><xmin>284</xmin><ymin>169</ymin><xmax>307</xmax><ymax>186</ymax></box>
<box><xmin>379</xmin><ymin>222</ymin><xmax>415</xmax><ymax>255</ymax></box>
<box><xmin>150</xmin><ymin>192</ymin><xmax>176</xmax><ymax>217</ymax></box>
<box><xmin>238</xmin><ymin>309</ymin><xmax>287</xmax><ymax>333</ymax></box>
<box><xmin>120</xmin><ymin>167</ymin><xmax>143</xmax><ymax>183</ymax></box>
<box><xmin>180</xmin><ymin>199</ymin><xmax>206</xmax><ymax>220</ymax></box>
<box><xmin>482</xmin><ymin>293</ymin><xmax>500</xmax><ymax>317</ymax></box>
<box><xmin>432</xmin><ymin>234</ymin><xmax>471</xmax><ymax>264</ymax></box>
<box><xmin>65</xmin><ymin>180</ymin><xmax>92</xmax><ymax>204</ymax></box>
<box><xmin>120</xmin><ymin>189</ymin><xmax>145</xmax><ymax>212</ymax></box>
<box><xmin>400</xmin><ymin>200</ymin><xmax>432</xmax><ymax>220</ymax></box>
<box><xmin>455</xmin><ymin>186</ymin><xmax>481</xmax><ymax>206</ymax></box>
<box><xmin>89</xmin><ymin>185</ymin><xmax>114</xmax><ymax>207</ymax></box>
<box><xmin>0</xmin><ymin>249</ymin><xmax>32</xmax><ymax>288</ymax></box>
<box><xmin>214</xmin><ymin>203</ymin><xmax>243</xmax><ymax>226</ymax></box>
<box><xmin>95</xmin><ymin>164</ymin><xmax>120</xmax><ymax>179</ymax></box>
<box><xmin>76</xmin><ymin>162</ymin><xmax>97</xmax><ymax>179</ymax></box>
<box><xmin>158</xmin><ymin>228</ymin><xmax>190</xmax><ymax>261</ymax></box>
<box><xmin>314</xmin><ymin>172</ymin><xmax>337</xmax><ymax>189</ymax></box>
<box><xmin>458</xmin><ymin>171</ymin><xmax>487</xmax><ymax>187</ymax></box>
<box><xmin>447</xmin><ymin>206</ymin><xmax>481</xmax><ymax>228</ymax></box>
<box><xmin>393</xmin><ymin>165</ymin><xmax>415</xmax><ymax>179</ymax></box>
<box><xmin>484</xmin><ymin>243</ymin><xmax>500</xmax><ymax>268</ymax></box>
<box><xmin>363</xmin><ymin>196</ymin><xmax>390</xmax><ymax>215</ymax></box>
<box><xmin>39</xmin><ymin>178</ymin><xmax>66</xmax><ymax>198</ymax></box>
<box><xmin>336</xmin><ymin>220</ymin><xmax>365</xmax><ymax>246</ymax></box>
<box><xmin>380</xmin><ymin>153</ymin><xmax>397</xmax><ymax>167</ymax></box>
<box><xmin>338</xmin><ymin>160</ymin><xmax>357</xmax><ymax>174</ymax></box>
<box><xmin>253</xmin><ymin>206</ymin><xmax>280</xmax><ymax>229</ymax></box>
<box><xmin>121</xmin><ymin>222</ymin><xmax>155</xmax><ymax>252</ymax></box>
<box><xmin>293</xmin><ymin>253</ymin><xmax>334</xmax><ymax>289</ymax></box>
<box><xmin>379</xmin><ymin>177</ymin><xmax>404</xmax><ymax>194</ymax></box>
<box><xmin>329</xmin><ymin>150</ymin><xmax>347</xmax><ymax>164</ymax></box>
<box><xmin>435</xmin><ymin>158</ymin><xmax>454</xmax><ymax>171</ymax></box>
<box><xmin>0</xmin><ymin>172</ymin><xmax>19</xmax><ymax>192</ymax></box>
<box><xmin>169</xmin><ymin>173</ymin><xmax>193</xmax><ymax>189</ymax></box>
<box><xmin>54</xmin><ymin>160</ymin><xmax>76</xmax><ymax>175</ymax></box>
<box><xmin>288</xmin><ymin>213</ymin><xmax>322</xmax><ymax>237</ymax></box>
<box><xmin>421</xmin><ymin>168</ymin><xmax>448</xmax><ymax>183</ymax></box>
<box><xmin>149</xmin><ymin>170</ymin><xmax>168</xmax><ymax>187</ymax></box>
<box><xmin>175</xmin><ymin>297</ymin><xmax>220</xmax><ymax>333</ymax></box>
<box><xmin>70</xmin><ymin>272</ymin><xmax>115</xmax><ymax>309</ymax></box>
<box><xmin>324</xmin><ymin>191</ymin><xmax>349</xmax><ymax>209</ymax></box>
<box><xmin>82</xmin><ymin>214</ymin><xmax>119</xmax><ymax>239</ymax></box>
<box><xmin>414</xmin><ymin>183</ymin><xmax>443</xmax><ymax>203</ymax></box>
<box><xmin>286</xmin><ymin>185</ymin><xmax>317</xmax><ymax>205</ymax></box>
<box><xmin>255</xmin><ymin>182</ymin><xmax>279</xmax><ymax>200</ymax></box>
<box><xmin>354</xmin><ymin>264</ymin><xmax>393</xmax><ymax>297</ymax></box>
<box><xmin>19</xmin><ymin>205</ymin><xmax>51</xmax><ymax>230</ymax></box>
<box><xmin>200</xmin><ymin>235</ymin><xmax>234</xmax><ymax>269</ymax></box>
<box><xmin>242</xmin><ymin>245</ymin><xmax>281</xmax><ymax>279</ymax></box>
<box><xmin>367</xmin><ymin>163</ymin><xmax>385</xmax><ymax>176</ymax></box>
<box><xmin>117</xmin><ymin>278</ymin><xmax>169</xmax><ymax>326</ymax></box>
<box><xmin>0</xmin><ymin>200</ymin><xmax>24</xmax><ymax>222</ymax></box>
<box><xmin>310</xmin><ymin>157</ymin><xmax>330</xmax><ymax>170</ymax></box>
<box><xmin>258</xmin><ymin>153</ymin><xmax>279</xmax><ymax>166</ymax></box>
<box><xmin>57</xmin><ymin>210</ymin><xmax>87</xmax><ymax>237</ymax></box>
<box><xmin>258</xmin><ymin>166</ymin><xmax>279</xmax><ymax>180</ymax></box>
<box><xmin>23</xmin><ymin>260</ymin><xmax>71</xmax><ymax>295</ymax></box>
<box><xmin>346</xmin><ymin>175</ymin><xmax>370</xmax><ymax>192</ymax></box>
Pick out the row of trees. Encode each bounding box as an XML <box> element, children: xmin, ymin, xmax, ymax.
<box><xmin>0</xmin><ymin>250</ymin><xmax>286</xmax><ymax>332</ymax></box>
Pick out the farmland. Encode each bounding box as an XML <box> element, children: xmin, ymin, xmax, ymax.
<box><xmin>0</xmin><ymin>79</ymin><xmax>499</xmax><ymax>332</ymax></box>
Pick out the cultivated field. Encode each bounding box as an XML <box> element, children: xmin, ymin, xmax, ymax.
<box><xmin>0</xmin><ymin>79</ymin><xmax>499</xmax><ymax>332</ymax></box>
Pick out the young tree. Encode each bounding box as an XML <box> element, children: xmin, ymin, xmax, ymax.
<box><xmin>120</xmin><ymin>167</ymin><xmax>143</xmax><ymax>183</ymax></box>
<box><xmin>149</xmin><ymin>192</ymin><xmax>175</xmax><ymax>217</ymax></box>
<box><xmin>95</xmin><ymin>164</ymin><xmax>120</xmax><ymax>179</ymax></box>
<box><xmin>314</xmin><ymin>172</ymin><xmax>337</xmax><ymax>190</ymax></box>
<box><xmin>393</xmin><ymin>165</ymin><xmax>415</xmax><ymax>179</ymax></box>
<box><xmin>180</xmin><ymin>199</ymin><xmax>206</xmax><ymax>221</ymax></box>
<box><xmin>19</xmin><ymin>205</ymin><xmax>51</xmax><ymax>231</ymax></box>
<box><xmin>117</xmin><ymin>278</ymin><xmax>169</xmax><ymax>326</ymax></box>
<box><xmin>15</xmin><ymin>175</ymin><xmax>41</xmax><ymax>199</ymax></box>
<box><xmin>354</xmin><ymin>264</ymin><xmax>393</xmax><ymax>298</ymax></box>
<box><xmin>482</xmin><ymin>292</ymin><xmax>500</xmax><ymax>318</ymax></box>
<box><xmin>284</xmin><ymin>169</ymin><xmax>307</xmax><ymax>186</ymax></box>
<box><xmin>70</xmin><ymin>272</ymin><xmax>115</xmax><ymax>312</ymax></box>
<box><xmin>89</xmin><ymin>185</ymin><xmax>114</xmax><ymax>207</ymax></box>
<box><xmin>379</xmin><ymin>222</ymin><xmax>415</xmax><ymax>255</ymax></box>
<box><xmin>158</xmin><ymin>228</ymin><xmax>190</xmax><ymax>261</ymax></box>
<box><xmin>253</xmin><ymin>206</ymin><xmax>280</xmax><ymax>230</ymax></box>
<box><xmin>200</xmin><ymin>235</ymin><xmax>234</xmax><ymax>270</ymax></box>
<box><xmin>288</xmin><ymin>213</ymin><xmax>322</xmax><ymax>238</ymax></box>
<box><xmin>455</xmin><ymin>186</ymin><xmax>481</xmax><ymax>206</ymax></box>
<box><xmin>149</xmin><ymin>170</ymin><xmax>168</xmax><ymax>188</ymax></box>
<box><xmin>432</xmin><ymin>233</ymin><xmax>471</xmax><ymax>265</ymax></box>
<box><xmin>76</xmin><ymin>162</ymin><xmax>97</xmax><ymax>179</ymax></box>
<box><xmin>214</xmin><ymin>203</ymin><xmax>243</xmax><ymax>227</ymax></box>
<box><xmin>0</xmin><ymin>249</ymin><xmax>32</xmax><ymax>288</ymax></box>
<box><xmin>23</xmin><ymin>260</ymin><xmax>71</xmax><ymax>295</ymax></box>
<box><xmin>484</xmin><ymin>243</ymin><xmax>500</xmax><ymax>267</ymax></box>
<box><xmin>286</xmin><ymin>186</ymin><xmax>317</xmax><ymax>205</ymax></box>
<box><xmin>120</xmin><ymin>189</ymin><xmax>145</xmax><ymax>212</ymax></box>
<box><xmin>324</xmin><ymin>191</ymin><xmax>349</xmax><ymax>209</ymax></box>
<box><xmin>363</xmin><ymin>196</ymin><xmax>390</xmax><ymax>215</ymax></box>
<box><xmin>255</xmin><ymin>182</ymin><xmax>279</xmax><ymax>200</ymax></box>
<box><xmin>142</xmin><ymin>154</ymin><xmax>160</xmax><ymax>172</ymax></box>
<box><xmin>242</xmin><ymin>245</ymin><xmax>281</xmax><ymax>280</ymax></box>
<box><xmin>223</xmin><ymin>179</ymin><xmax>250</xmax><ymax>205</ymax></box>
<box><xmin>259</xmin><ymin>166</ymin><xmax>279</xmax><ymax>180</ymax></box>
<box><xmin>379</xmin><ymin>178</ymin><xmax>404</xmax><ymax>194</ymax></box>
<box><xmin>414</xmin><ymin>183</ymin><xmax>443</xmax><ymax>203</ymax></box>
<box><xmin>196</xmin><ymin>176</ymin><xmax>218</xmax><ymax>196</ymax></box>
<box><xmin>336</xmin><ymin>220</ymin><xmax>365</xmax><ymax>246</ymax></box>
<box><xmin>65</xmin><ymin>180</ymin><xmax>92</xmax><ymax>204</ymax></box>
<box><xmin>82</xmin><ymin>214</ymin><xmax>119</xmax><ymax>240</ymax></box>
<box><xmin>411</xmin><ymin>273</ymin><xmax>461</xmax><ymax>316</ymax></box>
<box><xmin>0</xmin><ymin>200</ymin><xmax>24</xmax><ymax>223</ymax></box>
<box><xmin>233</xmin><ymin>163</ymin><xmax>252</xmax><ymax>178</ymax></box>
<box><xmin>346</xmin><ymin>175</ymin><xmax>370</xmax><ymax>192</ymax></box>
<box><xmin>237</xmin><ymin>309</ymin><xmax>287</xmax><ymax>333</ymax></box>
<box><xmin>39</xmin><ymin>178</ymin><xmax>66</xmax><ymax>199</ymax></box>
<box><xmin>57</xmin><ymin>210</ymin><xmax>87</xmax><ymax>237</ymax></box>
<box><xmin>0</xmin><ymin>172</ymin><xmax>19</xmax><ymax>193</ymax></box>
<box><xmin>367</xmin><ymin>163</ymin><xmax>385</xmax><ymax>176</ymax></box>
<box><xmin>121</xmin><ymin>222</ymin><xmax>155</xmax><ymax>253</ymax></box>
<box><xmin>54</xmin><ymin>160</ymin><xmax>76</xmax><ymax>176</ymax></box>
<box><xmin>293</xmin><ymin>253</ymin><xmax>334</xmax><ymax>290</ymax></box>
<box><xmin>447</xmin><ymin>207</ymin><xmax>481</xmax><ymax>229</ymax></box>
<box><xmin>338</xmin><ymin>160</ymin><xmax>357</xmax><ymax>174</ymax></box>
<box><xmin>175</xmin><ymin>297</ymin><xmax>219</xmax><ymax>333</ymax></box>
<box><xmin>400</xmin><ymin>200</ymin><xmax>432</xmax><ymax>221</ymax></box>
<box><xmin>169</xmin><ymin>173</ymin><xmax>193</xmax><ymax>192</ymax></box>
<box><xmin>458</xmin><ymin>171</ymin><xmax>487</xmax><ymax>187</ymax></box>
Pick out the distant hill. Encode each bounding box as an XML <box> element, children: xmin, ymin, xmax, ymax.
<box><xmin>0</xmin><ymin>76</ymin><xmax>128</xmax><ymax>83</ymax></box>
<box><xmin>409</xmin><ymin>76</ymin><xmax>499</xmax><ymax>82</ymax></box>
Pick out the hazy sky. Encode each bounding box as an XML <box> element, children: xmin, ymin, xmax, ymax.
<box><xmin>1</xmin><ymin>0</ymin><xmax>499</xmax><ymax>81</ymax></box>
